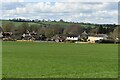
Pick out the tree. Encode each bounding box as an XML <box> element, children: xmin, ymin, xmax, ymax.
<box><xmin>29</xmin><ymin>24</ymin><xmax>40</xmax><ymax>32</ymax></box>
<box><xmin>2</xmin><ymin>22</ymin><xmax>15</xmax><ymax>32</ymax></box>
<box><xmin>59</xmin><ymin>19</ymin><xmax>64</xmax><ymax>22</ymax></box>
<box><xmin>37</xmin><ymin>27</ymin><xmax>45</xmax><ymax>35</ymax></box>
<box><xmin>51</xmin><ymin>24</ymin><xmax>64</xmax><ymax>34</ymax></box>
<box><xmin>106</xmin><ymin>27</ymin><xmax>114</xmax><ymax>34</ymax></box>
<box><xmin>109</xmin><ymin>26</ymin><xmax>120</xmax><ymax>42</ymax></box>
<box><xmin>20</xmin><ymin>22</ymin><xmax>29</xmax><ymax>33</ymax></box>
<box><xmin>12</xmin><ymin>22</ymin><xmax>30</xmax><ymax>40</ymax></box>
<box><xmin>98</xmin><ymin>25</ymin><xmax>108</xmax><ymax>34</ymax></box>
<box><xmin>63</xmin><ymin>25</ymin><xmax>83</xmax><ymax>35</ymax></box>
<box><xmin>45</xmin><ymin>27</ymin><xmax>54</xmax><ymax>38</ymax></box>
<box><xmin>42</xmin><ymin>24</ymin><xmax>64</xmax><ymax>38</ymax></box>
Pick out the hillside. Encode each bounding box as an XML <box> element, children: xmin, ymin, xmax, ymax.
<box><xmin>0</xmin><ymin>20</ymin><xmax>108</xmax><ymax>28</ymax></box>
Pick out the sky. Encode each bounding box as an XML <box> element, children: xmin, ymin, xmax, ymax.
<box><xmin>0</xmin><ymin>0</ymin><xmax>119</xmax><ymax>24</ymax></box>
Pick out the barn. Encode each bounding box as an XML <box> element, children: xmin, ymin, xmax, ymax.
<box><xmin>87</xmin><ymin>34</ymin><xmax>108</xmax><ymax>43</ymax></box>
<box><xmin>66</xmin><ymin>34</ymin><xmax>80</xmax><ymax>41</ymax></box>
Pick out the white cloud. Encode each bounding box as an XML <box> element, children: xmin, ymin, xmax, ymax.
<box><xmin>2</xmin><ymin>2</ymin><xmax>115</xmax><ymax>13</ymax></box>
<box><xmin>0</xmin><ymin>0</ymin><xmax>24</xmax><ymax>2</ymax></box>
<box><xmin>58</xmin><ymin>0</ymin><xmax>119</xmax><ymax>2</ymax></box>
<box><xmin>1</xmin><ymin>2</ymin><xmax>118</xmax><ymax>24</ymax></box>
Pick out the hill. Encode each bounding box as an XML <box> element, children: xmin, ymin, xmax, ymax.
<box><xmin>1</xmin><ymin>19</ymin><xmax>116</xmax><ymax>28</ymax></box>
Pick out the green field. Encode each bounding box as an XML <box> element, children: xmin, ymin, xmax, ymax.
<box><xmin>2</xmin><ymin>42</ymin><xmax>118</xmax><ymax>78</ymax></box>
<box><xmin>0</xmin><ymin>20</ymin><xmax>96</xmax><ymax>28</ymax></box>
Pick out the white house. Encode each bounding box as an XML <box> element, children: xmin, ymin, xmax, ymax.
<box><xmin>22</xmin><ymin>33</ymin><xmax>31</xmax><ymax>38</ymax></box>
<box><xmin>66</xmin><ymin>35</ymin><xmax>80</xmax><ymax>41</ymax></box>
<box><xmin>87</xmin><ymin>34</ymin><xmax>108</xmax><ymax>43</ymax></box>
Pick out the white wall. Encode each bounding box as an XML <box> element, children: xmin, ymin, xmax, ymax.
<box><xmin>66</xmin><ymin>37</ymin><xmax>79</xmax><ymax>41</ymax></box>
<box><xmin>87</xmin><ymin>36</ymin><xmax>104</xmax><ymax>43</ymax></box>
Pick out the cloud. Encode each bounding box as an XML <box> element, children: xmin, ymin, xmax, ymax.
<box><xmin>0</xmin><ymin>0</ymin><xmax>24</xmax><ymax>2</ymax></box>
<box><xmin>1</xmin><ymin>2</ymin><xmax>118</xmax><ymax>24</ymax></box>
<box><xmin>3</xmin><ymin>2</ymin><xmax>114</xmax><ymax>13</ymax></box>
<box><xmin>58</xmin><ymin>0</ymin><xmax>119</xmax><ymax>2</ymax></box>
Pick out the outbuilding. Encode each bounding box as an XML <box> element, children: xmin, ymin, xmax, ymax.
<box><xmin>66</xmin><ymin>34</ymin><xmax>80</xmax><ymax>41</ymax></box>
<box><xmin>87</xmin><ymin>34</ymin><xmax>108</xmax><ymax>43</ymax></box>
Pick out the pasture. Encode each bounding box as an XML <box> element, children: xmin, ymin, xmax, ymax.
<box><xmin>2</xmin><ymin>42</ymin><xmax>118</xmax><ymax>78</ymax></box>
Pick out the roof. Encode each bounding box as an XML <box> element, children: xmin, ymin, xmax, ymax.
<box><xmin>82</xmin><ymin>31</ymin><xmax>88</xmax><ymax>35</ymax></box>
<box><xmin>3</xmin><ymin>32</ymin><xmax>12</xmax><ymax>34</ymax></box>
<box><xmin>67</xmin><ymin>34</ymin><xmax>78</xmax><ymax>37</ymax></box>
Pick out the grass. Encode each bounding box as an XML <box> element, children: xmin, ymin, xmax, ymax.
<box><xmin>1</xmin><ymin>20</ymin><xmax>41</xmax><ymax>27</ymax></box>
<box><xmin>2</xmin><ymin>42</ymin><xmax>118</xmax><ymax>78</ymax></box>
<box><xmin>0</xmin><ymin>20</ymin><xmax>96</xmax><ymax>28</ymax></box>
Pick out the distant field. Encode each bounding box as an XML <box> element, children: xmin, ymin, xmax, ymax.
<box><xmin>0</xmin><ymin>20</ymin><xmax>96</xmax><ymax>28</ymax></box>
<box><xmin>2</xmin><ymin>42</ymin><xmax>118</xmax><ymax>78</ymax></box>
<box><xmin>0</xmin><ymin>20</ymin><xmax>41</xmax><ymax>27</ymax></box>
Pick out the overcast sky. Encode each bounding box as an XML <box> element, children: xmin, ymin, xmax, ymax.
<box><xmin>0</xmin><ymin>0</ymin><xmax>119</xmax><ymax>24</ymax></box>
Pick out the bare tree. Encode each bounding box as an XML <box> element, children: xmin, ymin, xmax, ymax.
<box><xmin>2</xmin><ymin>22</ymin><xmax>15</xmax><ymax>32</ymax></box>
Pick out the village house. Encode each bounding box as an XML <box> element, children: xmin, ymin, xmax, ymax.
<box><xmin>66</xmin><ymin>34</ymin><xmax>80</xmax><ymax>41</ymax></box>
<box><xmin>66</xmin><ymin>31</ymin><xmax>88</xmax><ymax>42</ymax></box>
<box><xmin>30</xmin><ymin>31</ymin><xmax>38</xmax><ymax>40</ymax></box>
<box><xmin>51</xmin><ymin>34</ymin><xmax>66</xmax><ymax>42</ymax></box>
<box><xmin>22</xmin><ymin>30</ymin><xmax>38</xmax><ymax>40</ymax></box>
<box><xmin>87</xmin><ymin>34</ymin><xmax>108</xmax><ymax>43</ymax></box>
<box><xmin>22</xmin><ymin>33</ymin><xmax>32</xmax><ymax>40</ymax></box>
<box><xmin>39</xmin><ymin>34</ymin><xmax>46</xmax><ymax>41</ymax></box>
<box><xmin>2</xmin><ymin>32</ymin><xmax>13</xmax><ymax>41</ymax></box>
<box><xmin>80</xmin><ymin>31</ymin><xmax>88</xmax><ymax>41</ymax></box>
<box><xmin>22</xmin><ymin>30</ymin><xmax>34</xmax><ymax>40</ymax></box>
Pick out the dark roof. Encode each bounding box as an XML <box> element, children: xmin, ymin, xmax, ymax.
<box><xmin>67</xmin><ymin>34</ymin><xmax>78</xmax><ymax>37</ymax></box>
<box><xmin>82</xmin><ymin>31</ymin><xmax>88</xmax><ymax>35</ymax></box>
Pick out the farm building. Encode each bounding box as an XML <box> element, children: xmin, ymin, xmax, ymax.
<box><xmin>66</xmin><ymin>34</ymin><xmax>80</xmax><ymax>41</ymax></box>
<box><xmin>80</xmin><ymin>31</ymin><xmax>88</xmax><ymax>41</ymax></box>
<box><xmin>87</xmin><ymin>34</ymin><xmax>108</xmax><ymax>43</ymax></box>
<box><xmin>51</xmin><ymin>34</ymin><xmax>66</xmax><ymax>42</ymax></box>
<box><xmin>2</xmin><ymin>32</ymin><xmax>13</xmax><ymax>41</ymax></box>
<box><xmin>22</xmin><ymin>30</ymin><xmax>38</xmax><ymax>40</ymax></box>
<box><xmin>22</xmin><ymin>30</ymin><xmax>33</xmax><ymax>40</ymax></box>
<box><xmin>81</xmin><ymin>31</ymin><xmax>88</xmax><ymax>39</ymax></box>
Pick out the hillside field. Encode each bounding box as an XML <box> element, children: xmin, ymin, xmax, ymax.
<box><xmin>2</xmin><ymin>42</ymin><xmax>118</xmax><ymax>78</ymax></box>
<box><xmin>0</xmin><ymin>20</ymin><xmax>96</xmax><ymax>28</ymax></box>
